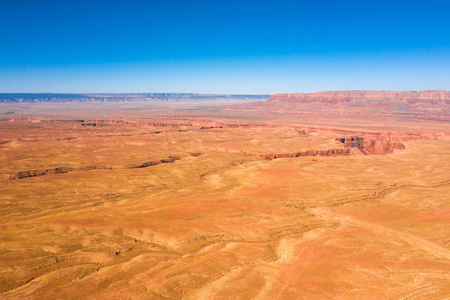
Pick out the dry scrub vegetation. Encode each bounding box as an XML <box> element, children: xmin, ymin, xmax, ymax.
<box><xmin>0</xmin><ymin>114</ymin><xmax>449</xmax><ymax>299</ymax></box>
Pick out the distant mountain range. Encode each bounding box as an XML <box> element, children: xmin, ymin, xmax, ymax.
<box><xmin>0</xmin><ymin>93</ymin><xmax>270</xmax><ymax>103</ymax></box>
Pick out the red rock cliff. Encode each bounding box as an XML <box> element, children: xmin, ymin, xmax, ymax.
<box><xmin>225</xmin><ymin>90</ymin><xmax>450</xmax><ymax>120</ymax></box>
<box><xmin>267</xmin><ymin>90</ymin><xmax>450</xmax><ymax>104</ymax></box>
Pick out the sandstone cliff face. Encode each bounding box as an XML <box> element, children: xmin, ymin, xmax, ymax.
<box><xmin>248</xmin><ymin>148</ymin><xmax>351</xmax><ymax>160</ymax></box>
<box><xmin>1</xmin><ymin>118</ymin><xmax>190</xmax><ymax>128</ymax></box>
<box><xmin>10</xmin><ymin>167</ymin><xmax>73</xmax><ymax>179</ymax></box>
<box><xmin>335</xmin><ymin>137</ymin><xmax>405</xmax><ymax>155</ymax></box>
<box><xmin>7</xmin><ymin>154</ymin><xmax>202</xmax><ymax>180</ymax></box>
<box><xmin>0</xmin><ymin>117</ymin><xmax>302</xmax><ymax>130</ymax></box>
<box><xmin>267</xmin><ymin>91</ymin><xmax>450</xmax><ymax>104</ymax></box>
<box><xmin>2</xmin><ymin>118</ymin><xmax>448</xmax><ymax>142</ymax></box>
<box><xmin>225</xmin><ymin>90</ymin><xmax>450</xmax><ymax>120</ymax></box>
<box><xmin>336</xmin><ymin>137</ymin><xmax>364</xmax><ymax>148</ymax></box>
<box><xmin>2</xmin><ymin>117</ymin><xmax>448</xmax><ymax>145</ymax></box>
<box><xmin>244</xmin><ymin>136</ymin><xmax>405</xmax><ymax>160</ymax></box>
<box><xmin>7</xmin><ymin>166</ymin><xmax>112</xmax><ymax>180</ymax></box>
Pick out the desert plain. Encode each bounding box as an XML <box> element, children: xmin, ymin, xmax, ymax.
<box><xmin>0</xmin><ymin>91</ymin><xmax>449</xmax><ymax>299</ymax></box>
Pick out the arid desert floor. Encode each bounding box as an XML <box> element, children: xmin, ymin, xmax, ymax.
<box><xmin>1</xmin><ymin>100</ymin><xmax>449</xmax><ymax>299</ymax></box>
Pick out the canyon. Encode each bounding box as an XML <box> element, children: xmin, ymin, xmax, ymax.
<box><xmin>0</xmin><ymin>91</ymin><xmax>449</xmax><ymax>299</ymax></box>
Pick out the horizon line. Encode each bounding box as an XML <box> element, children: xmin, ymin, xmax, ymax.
<box><xmin>0</xmin><ymin>89</ymin><xmax>448</xmax><ymax>95</ymax></box>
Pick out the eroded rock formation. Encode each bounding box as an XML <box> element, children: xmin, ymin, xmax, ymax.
<box><xmin>10</xmin><ymin>167</ymin><xmax>73</xmax><ymax>179</ymax></box>
<box><xmin>2</xmin><ymin>117</ymin><xmax>449</xmax><ymax>142</ymax></box>
<box><xmin>1</xmin><ymin>118</ymin><xmax>190</xmax><ymax>128</ymax></box>
<box><xmin>7</xmin><ymin>166</ymin><xmax>113</xmax><ymax>180</ymax></box>
<box><xmin>129</xmin><ymin>156</ymin><xmax>182</xmax><ymax>169</ymax></box>
<box><xmin>335</xmin><ymin>136</ymin><xmax>405</xmax><ymax>155</ymax></box>
<box><xmin>7</xmin><ymin>154</ymin><xmax>203</xmax><ymax>180</ymax></box>
<box><xmin>243</xmin><ymin>136</ymin><xmax>405</xmax><ymax>160</ymax></box>
<box><xmin>336</xmin><ymin>137</ymin><xmax>364</xmax><ymax>148</ymax></box>
<box><xmin>243</xmin><ymin>148</ymin><xmax>351</xmax><ymax>160</ymax></box>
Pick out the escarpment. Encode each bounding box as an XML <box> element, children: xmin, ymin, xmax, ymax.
<box><xmin>336</xmin><ymin>137</ymin><xmax>364</xmax><ymax>148</ymax></box>
<box><xmin>335</xmin><ymin>137</ymin><xmax>405</xmax><ymax>155</ymax></box>
<box><xmin>1</xmin><ymin>118</ymin><xmax>448</xmax><ymax>142</ymax></box>
<box><xmin>243</xmin><ymin>148</ymin><xmax>351</xmax><ymax>160</ymax></box>
<box><xmin>7</xmin><ymin>166</ymin><xmax>111</xmax><ymax>180</ymax></box>
<box><xmin>243</xmin><ymin>136</ymin><xmax>405</xmax><ymax>160</ymax></box>
<box><xmin>224</xmin><ymin>90</ymin><xmax>450</xmax><ymax>120</ymax></box>
<box><xmin>267</xmin><ymin>90</ymin><xmax>450</xmax><ymax>104</ymax></box>
<box><xmin>129</xmin><ymin>156</ymin><xmax>182</xmax><ymax>169</ymax></box>
<box><xmin>6</xmin><ymin>153</ymin><xmax>204</xmax><ymax>180</ymax></box>
<box><xmin>10</xmin><ymin>167</ymin><xmax>74</xmax><ymax>179</ymax></box>
<box><xmin>1</xmin><ymin>118</ymin><xmax>190</xmax><ymax>128</ymax></box>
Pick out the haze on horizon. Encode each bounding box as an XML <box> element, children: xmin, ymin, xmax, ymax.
<box><xmin>1</xmin><ymin>0</ymin><xmax>449</xmax><ymax>94</ymax></box>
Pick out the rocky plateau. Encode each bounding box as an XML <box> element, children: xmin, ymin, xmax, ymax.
<box><xmin>225</xmin><ymin>90</ymin><xmax>450</xmax><ymax>120</ymax></box>
<box><xmin>0</xmin><ymin>92</ymin><xmax>449</xmax><ymax>299</ymax></box>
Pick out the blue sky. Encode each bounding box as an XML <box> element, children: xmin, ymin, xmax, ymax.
<box><xmin>0</xmin><ymin>0</ymin><xmax>449</xmax><ymax>93</ymax></box>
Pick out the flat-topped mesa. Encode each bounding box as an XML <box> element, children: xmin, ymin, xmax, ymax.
<box><xmin>268</xmin><ymin>90</ymin><xmax>450</xmax><ymax>104</ymax></box>
<box><xmin>225</xmin><ymin>90</ymin><xmax>450</xmax><ymax>120</ymax></box>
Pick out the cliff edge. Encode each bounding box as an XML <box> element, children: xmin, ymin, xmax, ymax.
<box><xmin>224</xmin><ymin>90</ymin><xmax>450</xmax><ymax>120</ymax></box>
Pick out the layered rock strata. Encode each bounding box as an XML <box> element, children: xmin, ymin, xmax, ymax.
<box><xmin>243</xmin><ymin>136</ymin><xmax>405</xmax><ymax>160</ymax></box>
<box><xmin>2</xmin><ymin>118</ymin><xmax>449</xmax><ymax>141</ymax></box>
<box><xmin>243</xmin><ymin>148</ymin><xmax>351</xmax><ymax>160</ymax></box>
<box><xmin>7</xmin><ymin>166</ymin><xmax>111</xmax><ymax>180</ymax></box>
<box><xmin>6</xmin><ymin>154</ymin><xmax>199</xmax><ymax>180</ymax></box>
<box><xmin>336</xmin><ymin>137</ymin><xmax>405</xmax><ymax>155</ymax></box>
<box><xmin>225</xmin><ymin>90</ymin><xmax>450</xmax><ymax>120</ymax></box>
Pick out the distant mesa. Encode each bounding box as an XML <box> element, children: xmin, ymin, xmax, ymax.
<box><xmin>224</xmin><ymin>90</ymin><xmax>450</xmax><ymax>120</ymax></box>
<box><xmin>266</xmin><ymin>90</ymin><xmax>450</xmax><ymax>104</ymax></box>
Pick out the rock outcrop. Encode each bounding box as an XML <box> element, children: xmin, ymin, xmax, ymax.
<box><xmin>335</xmin><ymin>136</ymin><xmax>405</xmax><ymax>155</ymax></box>
<box><xmin>243</xmin><ymin>148</ymin><xmax>351</xmax><ymax>160</ymax></box>
<box><xmin>10</xmin><ymin>167</ymin><xmax>73</xmax><ymax>179</ymax></box>
<box><xmin>2</xmin><ymin>117</ymin><xmax>448</xmax><ymax>142</ymax></box>
<box><xmin>336</xmin><ymin>137</ymin><xmax>365</xmax><ymax>148</ymax></box>
<box><xmin>2</xmin><ymin>117</ymin><xmax>448</xmax><ymax>144</ymax></box>
<box><xmin>0</xmin><ymin>117</ymin><xmax>304</xmax><ymax>131</ymax></box>
<box><xmin>6</xmin><ymin>154</ymin><xmax>203</xmax><ymax>180</ymax></box>
<box><xmin>1</xmin><ymin>118</ymin><xmax>191</xmax><ymax>128</ymax></box>
<box><xmin>7</xmin><ymin>166</ymin><xmax>113</xmax><ymax>180</ymax></box>
<box><xmin>243</xmin><ymin>136</ymin><xmax>405</xmax><ymax>160</ymax></box>
<box><xmin>129</xmin><ymin>156</ymin><xmax>182</xmax><ymax>169</ymax></box>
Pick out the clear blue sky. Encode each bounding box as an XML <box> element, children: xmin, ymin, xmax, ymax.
<box><xmin>1</xmin><ymin>0</ymin><xmax>449</xmax><ymax>93</ymax></box>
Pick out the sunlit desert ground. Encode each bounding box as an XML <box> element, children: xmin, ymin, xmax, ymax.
<box><xmin>1</xmin><ymin>101</ymin><xmax>449</xmax><ymax>299</ymax></box>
